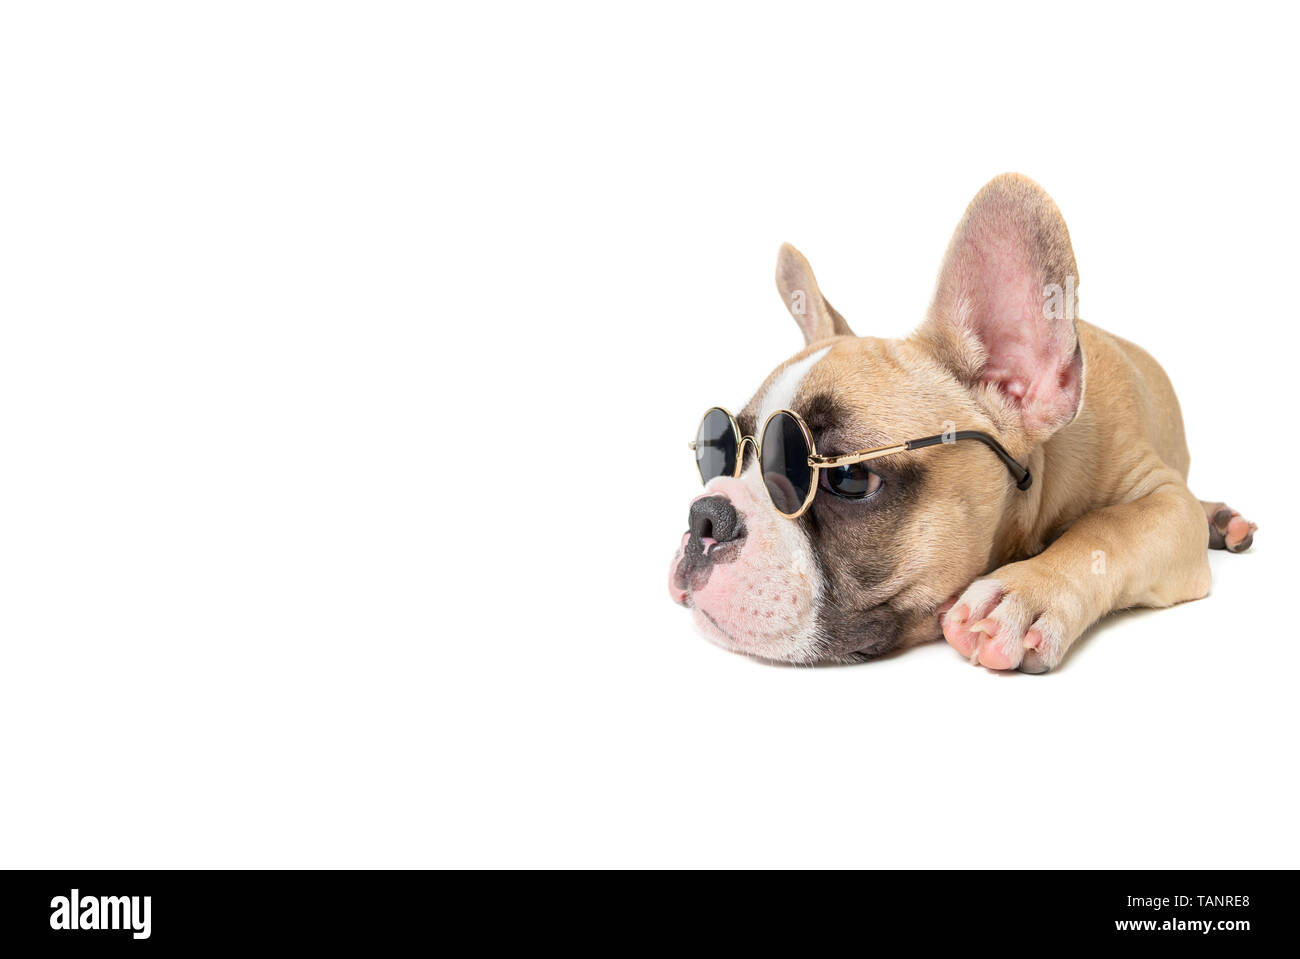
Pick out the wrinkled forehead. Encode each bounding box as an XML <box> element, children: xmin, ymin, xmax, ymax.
<box><xmin>737</xmin><ymin>338</ymin><xmax>957</xmax><ymax>449</ymax></box>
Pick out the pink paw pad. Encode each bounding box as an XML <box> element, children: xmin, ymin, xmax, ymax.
<box><xmin>942</xmin><ymin>580</ymin><xmax>1053</xmax><ymax>673</ymax></box>
<box><xmin>1206</xmin><ymin>505</ymin><xmax>1257</xmax><ymax>553</ymax></box>
<box><xmin>940</xmin><ymin>603</ymin><xmax>979</xmax><ymax>658</ymax></box>
<box><xmin>971</xmin><ymin>618</ymin><xmax>1019</xmax><ymax>669</ymax></box>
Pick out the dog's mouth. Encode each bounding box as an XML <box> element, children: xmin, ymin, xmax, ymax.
<box><xmin>667</xmin><ymin>534</ymin><xmax>828</xmax><ymax>662</ymax></box>
<box><xmin>695</xmin><ymin>605</ymin><xmax>754</xmax><ymax>649</ymax></box>
<box><xmin>670</xmin><ymin>531</ymin><xmax>747</xmax><ymax>606</ymax></box>
<box><xmin>668</xmin><ymin>527</ymin><xmax>930</xmax><ymax>664</ymax></box>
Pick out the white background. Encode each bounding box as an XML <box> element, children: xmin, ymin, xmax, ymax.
<box><xmin>2</xmin><ymin>3</ymin><xmax>1296</xmax><ymax>868</ymax></box>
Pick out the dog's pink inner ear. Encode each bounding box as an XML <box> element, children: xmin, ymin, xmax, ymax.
<box><xmin>926</xmin><ymin>175</ymin><xmax>1083</xmax><ymax>437</ymax></box>
<box><xmin>961</xmin><ymin>241</ymin><xmax>1082</xmax><ymax>432</ymax></box>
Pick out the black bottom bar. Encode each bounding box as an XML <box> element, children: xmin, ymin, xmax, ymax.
<box><xmin>0</xmin><ymin>869</ymin><xmax>1288</xmax><ymax>948</ymax></box>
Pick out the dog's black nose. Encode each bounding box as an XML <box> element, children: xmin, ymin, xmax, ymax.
<box><xmin>689</xmin><ymin>495</ymin><xmax>742</xmax><ymax>544</ymax></box>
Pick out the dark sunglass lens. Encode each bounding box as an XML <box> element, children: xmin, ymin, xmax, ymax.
<box><xmin>761</xmin><ymin>412</ymin><xmax>813</xmax><ymax>515</ymax></box>
<box><xmin>695</xmin><ymin>408</ymin><xmax>738</xmax><ymax>484</ymax></box>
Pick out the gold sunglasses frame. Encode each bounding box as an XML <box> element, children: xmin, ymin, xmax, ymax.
<box><xmin>689</xmin><ymin>405</ymin><xmax>1032</xmax><ymax>520</ymax></box>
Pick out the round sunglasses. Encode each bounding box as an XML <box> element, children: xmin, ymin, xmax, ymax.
<box><xmin>689</xmin><ymin>406</ymin><xmax>1032</xmax><ymax>519</ymax></box>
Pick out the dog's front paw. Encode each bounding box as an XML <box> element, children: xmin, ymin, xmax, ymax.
<box><xmin>941</xmin><ymin>565</ymin><xmax>1076</xmax><ymax>673</ymax></box>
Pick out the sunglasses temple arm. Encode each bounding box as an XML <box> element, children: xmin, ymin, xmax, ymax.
<box><xmin>906</xmin><ymin>432</ymin><xmax>1033</xmax><ymax>491</ymax></box>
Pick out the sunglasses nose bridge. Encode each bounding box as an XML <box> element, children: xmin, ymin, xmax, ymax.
<box><xmin>735</xmin><ymin>434</ymin><xmax>759</xmax><ymax>475</ymax></box>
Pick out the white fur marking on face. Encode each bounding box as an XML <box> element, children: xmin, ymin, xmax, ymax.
<box><xmin>711</xmin><ymin>345</ymin><xmax>832</xmax><ymax>663</ymax></box>
<box><xmin>756</xmin><ymin>346</ymin><xmax>831</xmax><ymax>430</ymax></box>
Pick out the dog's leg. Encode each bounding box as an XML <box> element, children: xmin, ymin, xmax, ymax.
<box><xmin>943</xmin><ymin>480</ymin><xmax>1212</xmax><ymax>673</ymax></box>
<box><xmin>1200</xmin><ymin>499</ymin><xmax>1257</xmax><ymax>553</ymax></box>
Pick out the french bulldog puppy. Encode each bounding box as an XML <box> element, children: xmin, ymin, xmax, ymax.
<box><xmin>668</xmin><ymin>174</ymin><xmax>1256</xmax><ymax>671</ymax></box>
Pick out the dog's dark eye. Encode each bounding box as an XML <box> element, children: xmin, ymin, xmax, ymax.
<box><xmin>820</xmin><ymin>463</ymin><xmax>883</xmax><ymax>499</ymax></box>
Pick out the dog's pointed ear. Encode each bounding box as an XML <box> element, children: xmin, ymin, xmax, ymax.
<box><xmin>918</xmin><ymin>174</ymin><xmax>1084</xmax><ymax>441</ymax></box>
<box><xmin>775</xmin><ymin>243</ymin><xmax>854</xmax><ymax>345</ymax></box>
